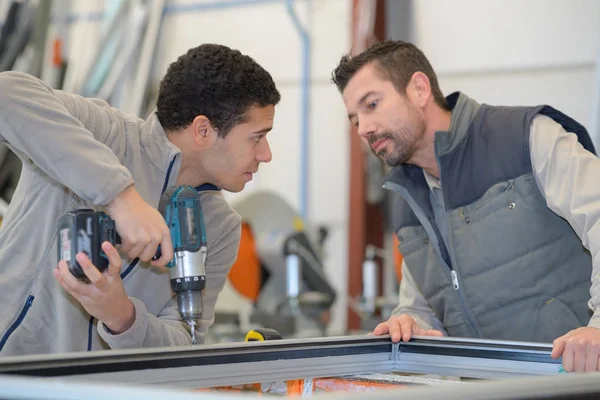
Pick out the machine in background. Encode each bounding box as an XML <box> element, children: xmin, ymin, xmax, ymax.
<box><xmin>351</xmin><ymin>242</ymin><xmax>403</xmax><ymax>332</ymax></box>
<box><xmin>215</xmin><ymin>191</ymin><xmax>337</xmax><ymax>340</ymax></box>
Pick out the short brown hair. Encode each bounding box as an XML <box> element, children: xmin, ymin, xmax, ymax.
<box><xmin>331</xmin><ymin>40</ymin><xmax>448</xmax><ymax>110</ymax></box>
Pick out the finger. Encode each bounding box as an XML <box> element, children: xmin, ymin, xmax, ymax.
<box><xmin>126</xmin><ymin>241</ymin><xmax>148</xmax><ymax>261</ymax></box>
<box><xmin>562</xmin><ymin>339</ymin><xmax>575</xmax><ymax>372</ymax></box>
<box><xmin>551</xmin><ymin>337</ymin><xmax>567</xmax><ymax>359</ymax></box>
<box><xmin>387</xmin><ymin>320</ymin><xmax>403</xmax><ymax>343</ymax></box>
<box><xmin>138</xmin><ymin>238</ymin><xmax>161</xmax><ymax>263</ymax></box>
<box><xmin>152</xmin><ymin>232</ymin><xmax>174</xmax><ymax>267</ymax></box>
<box><xmin>118</xmin><ymin>239</ymin><xmax>134</xmax><ymax>257</ymax></box>
<box><xmin>573</xmin><ymin>338</ymin><xmax>588</xmax><ymax>373</ymax></box>
<box><xmin>373</xmin><ymin>322</ymin><xmax>390</xmax><ymax>336</ymax></box>
<box><xmin>585</xmin><ymin>342</ymin><xmax>600</xmax><ymax>372</ymax></box>
<box><xmin>56</xmin><ymin>261</ymin><xmax>90</xmax><ymax>297</ymax></box>
<box><xmin>398</xmin><ymin>315</ymin><xmax>415</xmax><ymax>342</ymax></box>
<box><xmin>76</xmin><ymin>252</ymin><xmax>105</xmax><ymax>286</ymax></box>
<box><xmin>424</xmin><ymin>329</ymin><xmax>444</xmax><ymax>337</ymax></box>
<box><xmin>102</xmin><ymin>242</ymin><xmax>123</xmax><ymax>276</ymax></box>
<box><xmin>53</xmin><ymin>268</ymin><xmax>77</xmax><ymax>298</ymax></box>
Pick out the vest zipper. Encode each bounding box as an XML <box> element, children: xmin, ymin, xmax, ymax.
<box><xmin>435</xmin><ymin>153</ymin><xmax>482</xmax><ymax>338</ymax></box>
<box><xmin>441</xmin><ymin>211</ymin><xmax>479</xmax><ymax>335</ymax></box>
<box><xmin>451</xmin><ymin>270</ymin><xmax>459</xmax><ymax>290</ymax></box>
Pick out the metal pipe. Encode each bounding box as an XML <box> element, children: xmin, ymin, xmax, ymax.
<box><xmin>285</xmin><ymin>244</ymin><xmax>301</xmax><ymax>314</ymax></box>
<box><xmin>164</xmin><ymin>0</ymin><xmax>281</xmax><ymax>14</ymax></box>
<box><xmin>285</xmin><ymin>0</ymin><xmax>311</xmax><ymax>221</ymax></box>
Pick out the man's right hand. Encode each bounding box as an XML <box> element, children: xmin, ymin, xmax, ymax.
<box><xmin>107</xmin><ymin>185</ymin><xmax>174</xmax><ymax>267</ymax></box>
<box><xmin>373</xmin><ymin>314</ymin><xmax>444</xmax><ymax>343</ymax></box>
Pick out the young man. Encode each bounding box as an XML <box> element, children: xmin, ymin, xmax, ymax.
<box><xmin>0</xmin><ymin>43</ymin><xmax>280</xmax><ymax>355</ymax></box>
<box><xmin>332</xmin><ymin>40</ymin><xmax>600</xmax><ymax>373</ymax></box>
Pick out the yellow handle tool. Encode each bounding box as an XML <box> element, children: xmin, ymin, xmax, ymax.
<box><xmin>244</xmin><ymin>328</ymin><xmax>314</xmax><ymax>396</ymax></box>
<box><xmin>244</xmin><ymin>328</ymin><xmax>282</xmax><ymax>341</ymax></box>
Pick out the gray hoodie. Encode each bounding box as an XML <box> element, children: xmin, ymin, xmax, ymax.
<box><xmin>0</xmin><ymin>71</ymin><xmax>241</xmax><ymax>356</ymax></box>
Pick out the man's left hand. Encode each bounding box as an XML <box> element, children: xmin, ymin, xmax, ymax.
<box><xmin>53</xmin><ymin>241</ymin><xmax>135</xmax><ymax>334</ymax></box>
<box><xmin>552</xmin><ymin>327</ymin><xmax>600</xmax><ymax>372</ymax></box>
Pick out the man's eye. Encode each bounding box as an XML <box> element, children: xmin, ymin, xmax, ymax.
<box><xmin>368</xmin><ymin>100</ymin><xmax>378</xmax><ymax>110</ymax></box>
<box><xmin>253</xmin><ymin>136</ymin><xmax>261</xmax><ymax>143</ymax></box>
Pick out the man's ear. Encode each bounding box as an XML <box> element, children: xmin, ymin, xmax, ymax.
<box><xmin>407</xmin><ymin>71</ymin><xmax>431</xmax><ymax>108</ymax></box>
<box><xmin>191</xmin><ymin>115</ymin><xmax>217</xmax><ymax>147</ymax></box>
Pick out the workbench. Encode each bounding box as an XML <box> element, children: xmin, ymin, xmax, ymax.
<box><xmin>0</xmin><ymin>334</ymin><xmax>599</xmax><ymax>399</ymax></box>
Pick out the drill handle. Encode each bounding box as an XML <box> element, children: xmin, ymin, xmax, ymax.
<box><xmin>99</xmin><ymin>213</ymin><xmax>121</xmax><ymax>246</ymax></box>
<box><xmin>151</xmin><ymin>244</ymin><xmax>175</xmax><ymax>267</ymax></box>
<box><xmin>103</xmin><ymin>215</ymin><xmax>169</xmax><ymax>265</ymax></box>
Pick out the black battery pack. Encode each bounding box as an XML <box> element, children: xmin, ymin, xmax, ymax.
<box><xmin>57</xmin><ymin>209</ymin><xmax>119</xmax><ymax>282</ymax></box>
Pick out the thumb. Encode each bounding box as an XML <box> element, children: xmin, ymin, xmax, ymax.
<box><xmin>102</xmin><ymin>241</ymin><xmax>123</xmax><ymax>276</ymax></box>
<box><xmin>551</xmin><ymin>336</ymin><xmax>567</xmax><ymax>359</ymax></box>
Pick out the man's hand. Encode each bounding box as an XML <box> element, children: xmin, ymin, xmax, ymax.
<box><xmin>53</xmin><ymin>241</ymin><xmax>135</xmax><ymax>334</ymax></box>
<box><xmin>373</xmin><ymin>314</ymin><xmax>444</xmax><ymax>342</ymax></box>
<box><xmin>552</xmin><ymin>327</ymin><xmax>600</xmax><ymax>373</ymax></box>
<box><xmin>107</xmin><ymin>185</ymin><xmax>173</xmax><ymax>267</ymax></box>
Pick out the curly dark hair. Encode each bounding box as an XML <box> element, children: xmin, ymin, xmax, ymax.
<box><xmin>331</xmin><ymin>40</ymin><xmax>448</xmax><ymax>110</ymax></box>
<box><xmin>156</xmin><ymin>44</ymin><xmax>281</xmax><ymax>137</ymax></box>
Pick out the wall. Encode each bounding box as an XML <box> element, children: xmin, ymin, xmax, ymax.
<box><xmin>51</xmin><ymin>0</ymin><xmax>353</xmax><ymax>335</ymax></box>
<box><xmin>409</xmin><ymin>0</ymin><xmax>600</xmax><ymax>141</ymax></box>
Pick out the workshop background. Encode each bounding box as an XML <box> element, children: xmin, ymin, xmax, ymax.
<box><xmin>1</xmin><ymin>0</ymin><xmax>599</xmax><ymax>339</ymax></box>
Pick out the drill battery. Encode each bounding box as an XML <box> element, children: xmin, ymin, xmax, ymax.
<box><xmin>57</xmin><ymin>209</ymin><xmax>119</xmax><ymax>282</ymax></box>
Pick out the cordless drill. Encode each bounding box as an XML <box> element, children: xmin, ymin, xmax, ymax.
<box><xmin>57</xmin><ymin>185</ymin><xmax>207</xmax><ymax>344</ymax></box>
<box><xmin>156</xmin><ymin>185</ymin><xmax>207</xmax><ymax>344</ymax></box>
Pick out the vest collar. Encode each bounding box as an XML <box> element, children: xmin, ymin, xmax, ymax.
<box><xmin>434</xmin><ymin>92</ymin><xmax>481</xmax><ymax>156</ymax></box>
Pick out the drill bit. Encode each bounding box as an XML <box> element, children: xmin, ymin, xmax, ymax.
<box><xmin>188</xmin><ymin>320</ymin><xmax>197</xmax><ymax>345</ymax></box>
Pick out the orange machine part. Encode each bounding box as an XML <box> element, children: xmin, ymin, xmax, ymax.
<box><xmin>393</xmin><ymin>235</ymin><xmax>403</xmax><ymax>282</ymax></box>
<box><xmin>52</xmin><ymin>38</ymin><xmax>63</xmax><ymax>67</ymax></box>
<box><xmin>227</xmin><ymin>221</ymin><xmax>261</xmax><ymax>302</ymax></box>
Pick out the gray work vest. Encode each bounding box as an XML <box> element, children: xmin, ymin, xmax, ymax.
<box><xmin>383</xmin><ymin>92</ymin><xmax>596</xmax><ymax>342</ymax></box>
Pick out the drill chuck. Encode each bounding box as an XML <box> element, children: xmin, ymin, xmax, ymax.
<box><xmin>176</xmin><ymin>290</ymin><xmax>204</xmax><ymax>322</ymax></box>
<box><xmin>170</xmin><ymin>249</ymin><xmax>206</xmax><ymax>322</ymax></box>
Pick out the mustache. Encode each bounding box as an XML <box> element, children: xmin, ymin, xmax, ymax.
<box><xmin>368</xmin><ymin>133</ymin><xmax>393</xmax><ymax>146</ymax></box>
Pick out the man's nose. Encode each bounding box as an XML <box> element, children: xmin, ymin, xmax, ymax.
<box><xmin>257</xmin><ymin>139</ymin><xmax>272</xmax><ymax>163</ymax></box>
<box><xmin>356</xmin><ymin>120</ymin><xmax>376</xmax><ymax>139</ymax></box>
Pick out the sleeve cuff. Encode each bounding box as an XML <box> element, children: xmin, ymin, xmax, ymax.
<box><xmin>410</xmin><ymin>315</ymin><xmax>431</xmax><ymax>331</ymax></box>
<box><xmin>97</xmin><ymin>298</ymin><xmax>149</xmax><ymax>349</ymax></box>
<box><xmin>588</xmin><ymin>312</ymin><xmax>600</xmax><ymax>330</ymax></box>
<box><xmin>96</xmin><ymin>176</ymin><xmax>134</xmax><ymax>207</ymax></box>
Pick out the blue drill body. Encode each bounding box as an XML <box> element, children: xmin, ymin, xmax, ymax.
<box><xmin>158</xmin><ymin>185</ymin><xmax>207</xmax><ymax>344</ymax></box>
<box><xmin>160</xmin><ymin>185</ymin><xmax>207</xmax><ymax>268</ymax></box>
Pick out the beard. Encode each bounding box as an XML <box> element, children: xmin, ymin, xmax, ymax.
<box><xmin>368</xmin><ymin>109</ymin><xmax>426</xmax><ymax>166</ymax></box>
